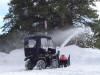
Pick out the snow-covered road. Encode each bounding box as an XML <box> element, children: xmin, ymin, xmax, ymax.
<box><xmin>0</xmin><ymin>45</ymin><xmax>100</xmax><ymax>75</ymax></box>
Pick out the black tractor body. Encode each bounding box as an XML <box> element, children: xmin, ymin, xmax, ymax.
<box><xmin>24</xmin><ymin>35</ymin><xmax>60</xmax><ymax>70</ymax></box>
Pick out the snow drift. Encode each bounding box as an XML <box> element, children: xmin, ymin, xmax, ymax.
<box><xmin>0</xmin><ymin>45</ymin><xmax>100</xmax><ymax>75</ymax></box>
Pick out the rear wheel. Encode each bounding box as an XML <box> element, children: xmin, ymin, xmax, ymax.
<box><xmin>25</xmin><ymin>59</ymin><xmax>34</xmax><ymax>70</ymax></box>
<box><xmin>36</xmin><ymin>60</ymin><xmax>46</xmax><ymax>70</ymax></box>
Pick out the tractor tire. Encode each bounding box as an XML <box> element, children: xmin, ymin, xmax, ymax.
<box><xmin>36</xmin><ymin>60</ymin><xmax>46</xmax><ymax>70</ymax></box>
<box><xmin>51</xmin><ymin>59</ymin><xmax>59</xmax><ymax>68</ymax></box>
<box><xmin>25</xmin><ymin>59</ymin><xmax>34</xmax><ymax>70</ymax></box>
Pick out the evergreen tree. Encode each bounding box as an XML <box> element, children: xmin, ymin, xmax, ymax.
<box><xmin>3</xmin><ymin>0</ymin><xmax>98</xmax><ymax>33</ymax></box>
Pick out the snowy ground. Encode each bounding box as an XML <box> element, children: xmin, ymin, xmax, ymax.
<box><xmin>0</xmin><ymin>45</ymin><xmax>100</xmax><ymax>75</ymax></box>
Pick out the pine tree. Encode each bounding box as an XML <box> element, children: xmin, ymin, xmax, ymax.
<box><xmin>3</xmin><ymin>0</ymin><xmax>99</xmax><ymax>33</ymax></box>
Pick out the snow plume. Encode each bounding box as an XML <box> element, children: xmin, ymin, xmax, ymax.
<box><xmin>50</xmin><ymin>27</ymin><xmax>78</xmax><ymax>46</ymax></box>
<box><xmin>66</xmin><ymin>27</ymin><xmax>97</xmax><ymax>48</ymax></box>
<box><xmin>50</xmin><ymin>26</ymin><xmax>96</xmax><ymax>48</ymax></box>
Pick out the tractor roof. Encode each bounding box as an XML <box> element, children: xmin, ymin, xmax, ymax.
<box><xmin>24</xmin><ymin>35</ymin><xmax>51</xmax><ymax>41</ymax></box>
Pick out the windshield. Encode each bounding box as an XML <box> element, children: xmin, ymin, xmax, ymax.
<box><xmin>41</xmin><ymin>38</ymin><xmax>55</xmax><ymax>50</ymax></box>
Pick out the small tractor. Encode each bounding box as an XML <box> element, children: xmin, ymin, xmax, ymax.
<box><xmin>24</xmin><ymin>35</ymin><xmax>70</xmax><ymax>70</ymax></box>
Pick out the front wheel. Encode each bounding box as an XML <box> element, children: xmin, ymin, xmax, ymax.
<box><xmin>36</xmin><ymin>60</ymin><xmax>46</xmax><ymax>70</ymax></box>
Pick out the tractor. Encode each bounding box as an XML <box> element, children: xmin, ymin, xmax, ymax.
<box><xmin>24</xmin><ymin>35</ymin><xmax>70</xmax><ymax>70</ymax></box>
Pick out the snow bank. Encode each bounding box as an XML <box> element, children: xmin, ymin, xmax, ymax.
<box><xmin>60</xmin><ymin>45</ymin><xmax>100</xmax><ymax>65</ymax></box>
<box><xmin>1</xmin><ymin>45</ymin><xmax>100</xmax><ymax>66</ymax></box>
<box><xmin>0</xmin><ymin>48</ymin><xmax>24</xmax><ymax>65</ymax></box>
<box><xmin>0</xmin><ymin>45</ymin><xmax>100</xmax><ymax>75</ymax></box>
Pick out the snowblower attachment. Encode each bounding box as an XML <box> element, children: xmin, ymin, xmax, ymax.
<box><xmin>59</xmin><ymin>54</ymin><xmax>70</xmax><ymax>67</ymax></box>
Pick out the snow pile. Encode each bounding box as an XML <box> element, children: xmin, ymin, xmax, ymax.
<box><xmin>0</xmin><ymin>48</ymin><xmax>24</xmax><ymax>65</ymax></box>
<box><xmin>60</xmin><ymin>45</ymin><xmax>100</xmax><ymax>65</ymax></box>
<box><xmin>0</xmin><ymin>45</ymin><xmax>100</xmax><ymax>75</ymax></box>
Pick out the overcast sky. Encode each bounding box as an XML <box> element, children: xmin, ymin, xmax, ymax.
<box><xmin>0</xmin><ymin>0</ymin><xmax>100</xmax><ymax>34</ymax></box>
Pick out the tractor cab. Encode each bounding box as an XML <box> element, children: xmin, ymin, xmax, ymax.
<box><xmin>24</xmin><ymin>35</ymin><xmax>56</xmax><ymax>58</ymax></box>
